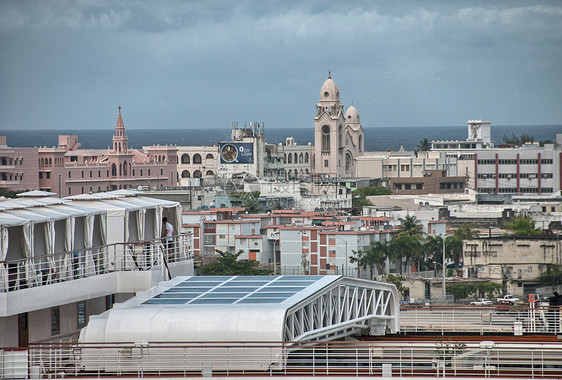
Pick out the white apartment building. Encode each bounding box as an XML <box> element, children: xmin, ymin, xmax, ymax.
<box><xmin>176</xmin><ymin>145</ymin><xmax>218</xmax><ymax>185</ymax></box>
<box><xmin>431</xmin><ymin>121</ymin><xmax>562</xmax><ymax>195</ymax></box>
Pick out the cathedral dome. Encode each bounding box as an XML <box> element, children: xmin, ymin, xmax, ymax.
<box><xmin>319</xmin><ymin>75</ymin><xmax>340</xmax><ymax>103</ymax></box>
<box><xmin>345</xmin><ymin>104</ymin><xmax>360</xmax><ymax>124</ymax></box>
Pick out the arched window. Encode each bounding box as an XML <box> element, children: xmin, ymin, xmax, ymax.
<box><xmin>359</xmin><ymin>135</ymin><xmax>363</xmax><ymax>152</ymax></box>
<box><xmin>193</xmin><ymin>154</ymin><xmax>202</xmax><ymax>164</ymax></box>
<box><xmin>193</xmin><ymin>170</ymin><xmax>202</xmax><ymax>178</ymax></box>
<box><xmin>287</xmin><ymin>169</ymin><xmax>293</xmax><ymax>179</ymax></box>
<box><xmin>287</xmin><ymin>154</ymin><xmax>292</xmax><ymax>164</ymax></box>
<box><xmin>181</xmin><ymin>170</ymin><xmax>190</xmax><ymax>178</ymax></box>
<box><xmin>111</xmin><ymin>163</ymin><xmax>117</xmax><ymax>177</ymax></box>
<box><xmin>206</xmin><ymin>170</ymin><xmax>214</xmax><ymax>176</ymax></box>
<box><xmin>119</xmin><ymin>164</ymin><xmax>122</xmax><ymax>177</ymax></box>
<box><xmin>322</xmin><ymin>125</ymin><xmax>330</xmax><ymax>151</ymax></box>
<box><xmin>123</xmin><ymin>160</ymin><xmax>128</xmax><ymax>176</ymax></box>
<box><xmin>305</xmin><ymin>152</ymin><xmax>309</xmax><ymax>163</ymax></box>
<box><xmin>284</xmin><ymin>153</ymin><xmax>287</xmax><ymax>163</ymax></box>
<box><xmin>293</xmin><ymin>153</ymin><xmax>298</xmax><ymax>163</ymax></box>
<box><xmin>206</xmin><ymin>153</ymin><xmax>214</xmax><ymax>160</ymax></box>
<box><xmin>299</xmin><ymin>153</ymin><xmax>303</xmax><ymax>163</ymax></box>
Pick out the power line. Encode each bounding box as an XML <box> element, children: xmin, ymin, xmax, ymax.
<box><xmin>148</xmin><ymin>56</ymin><xmax>221</xmax><ymax>129</ymax></box>
<box><xmin>359</xmin><ymin>55</ymin><xmax>416</xmax><ymax>112</ymax></box>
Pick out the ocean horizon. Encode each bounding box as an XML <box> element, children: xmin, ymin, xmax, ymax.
<box><xmin>2</xmin><ymin>124</ymin><xmax>560</xmax><ymax>152</ymax></box>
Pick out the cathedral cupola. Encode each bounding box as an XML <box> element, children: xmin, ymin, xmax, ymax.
<box><xmin>319</xmin><ymin>71</ymin><xmax>340</xmax><ymax>103</ymax></box>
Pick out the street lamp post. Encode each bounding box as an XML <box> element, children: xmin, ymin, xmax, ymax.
<box><xmin>334</xmin><ymin>235</ymin><xmax>349</xmax><ymax>277</ymax></box>
<box><xmin>442</xmin><ymin>234</ymin><xmax>446</xmax><ymax>299</ymax></box>
<box><xmin>272</xmin><ymin>232</ymin><xmax>279</xmax><ymax>275</ymax></box>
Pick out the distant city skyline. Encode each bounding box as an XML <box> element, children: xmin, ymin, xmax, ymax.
<box><xmin>1</xmin><ymin>1</ymin><xmax>561</xmax><ymax>131</ymax></box>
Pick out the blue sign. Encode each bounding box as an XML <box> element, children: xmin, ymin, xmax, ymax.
<box><xmin>219</xmin><ymin>142</ymin><xmax>254</xmax><ymax>164</ymax></box>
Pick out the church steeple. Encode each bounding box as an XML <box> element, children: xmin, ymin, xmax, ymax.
<box><xmin>112</xmin><ymin>106</ymin><xmax>128</xmax><ymax>154</ymax></box>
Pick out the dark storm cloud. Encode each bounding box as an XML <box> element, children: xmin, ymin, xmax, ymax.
<box><xmin>0</xmin><ymin>0</ymin><xmax>561</xmax><ymax>131</ymax></box>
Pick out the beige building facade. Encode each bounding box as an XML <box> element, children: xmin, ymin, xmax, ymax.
<box><xmin>463</xmin><ymin>236</ymin><xmax>562</xmax><ymax>296</ymax></box>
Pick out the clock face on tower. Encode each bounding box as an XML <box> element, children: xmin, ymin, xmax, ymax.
<box><xmin>221</xmin><ymin>144</ymin><xmax>238</xmax><ymax>163</ymax></box>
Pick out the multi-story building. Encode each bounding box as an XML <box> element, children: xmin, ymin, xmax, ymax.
<box><xmin>176</xmin><ymin>145</ymin><xmax>218</xmax><ymax>186</ymax></box>
<box><xmin>0</xmin><ymin>192</ymin><xmax>192</xmax><ymax>348</ymax></box>
<box><xmin>355</xmin><ymin>150</ymin><xmax>445</xmax><ymax>184</ymax></box>
<box><xmin>217</xmin><ymin>121</ymin><xmax>266</xmax><ymax>180</ymax></box>
<box><xmin>390</xmin><ymin>169</ymin><xmax>467</xmax><ymax>195</ymax></box>
<box><xmin>0</xmin><ymin>136</ymin><xmax>39</xmax><ymax>192</ymax></box>
<box><xmin>463</xmin><ymin>235</ymin><xmax>562</xmax><ymax>296</ymax></box>
<box><xmin>278</xmin><ymin>226</ymin><xmax>394</xmax><ymax>276</ymax></box>
<box><xmin>430</xmin><ymin>120</ymin><xmax>562</xmax><ymax>195</ymax></box>
<box><xmin>1</xmin><ymin>107</ymin><xmax>178</xmax><ymax>197</ymax></box>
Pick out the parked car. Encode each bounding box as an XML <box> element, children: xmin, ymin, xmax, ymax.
<box><xmin>496</xmin><ymin>295</ymin><xmax>520</xmax><ymax>304</ymax></box>
<box><xmin>470</xmin><ymin>298</ymin><xmax>494</xmax><ymax>306</ymax></box>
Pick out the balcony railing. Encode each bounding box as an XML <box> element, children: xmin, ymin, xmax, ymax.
<box><xmin>0</xmin><ymin>234</ymin><xmax>192</xmax><ymax>293</ymax></box>
<box><xmin>400</xmin><ymin>304</ymin><xmax>562</xmax><ymax>335</ymax></box>
<box><xmin>1</xmin><ymin>340</ymin><xmax>560</xmax><ymax>378</ymax></box>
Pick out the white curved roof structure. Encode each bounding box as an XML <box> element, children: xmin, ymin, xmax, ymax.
<box><xmin>79</xmin><ymin>275</ymin><xmax>400</xmax><ymax>344</ymax></box>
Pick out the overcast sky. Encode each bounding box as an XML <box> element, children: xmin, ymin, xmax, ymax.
<box><xmin>1</xmin><ymin>1</ymin><xmax>561</xmax><ymax>131</ymax></box>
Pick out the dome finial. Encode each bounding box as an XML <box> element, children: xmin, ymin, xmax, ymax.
<box><xmin>350</xmin><ymin>100</ymin><xmax>354</xmax><ymax>106</ymax></box>
<box><xmin>118</xmin><ymin>106</ymin><xmax>121</xmax><ymax>114</ymax></box>
<box><xmin>328</xmin><ymin>70</ymin><xmax>331</xmax><ymax>79</ymax></box>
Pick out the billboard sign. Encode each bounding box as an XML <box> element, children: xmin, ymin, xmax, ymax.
<box><xmin>219</xmin><ymin>142</ymin><xmax>254</xmax><ymax>164</ymax></box>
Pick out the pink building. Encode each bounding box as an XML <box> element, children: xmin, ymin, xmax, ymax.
<box><xmin>31</xmin><ymin>107</ymin><xmax>178</xmax><ymax>196</ymax></box>
<box><xmin>0</xmin><ymin>136</ymin><xmax>40</xmax><ymax>192</ymax></box>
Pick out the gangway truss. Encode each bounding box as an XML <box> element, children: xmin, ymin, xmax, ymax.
<box><xmin>79</xmin><ymin>275</ymin><xmax>400</xmax><ymax>345</ymax></box>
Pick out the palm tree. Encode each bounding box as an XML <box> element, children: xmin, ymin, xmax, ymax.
<box><xmin>397</xmin><ymin>215</ymin><xmax>424</xmax><ymax>238</ymax></box>
<box><xmin>416</xmin><ymin>138</ymin><xmax>431</xmax><ymax>152</ymax></box>
<box><xmin>446</xmin><ymin>224</ymin><xmax>480</xmax><ymax>267</ymax></box>
<box><xmin>396</xmin><ymin>215</ymin><xmax>425</xmax><ymax>272</ymax></box>
<box><xmin>350</xmin><ymin>241</ymin><xmax>389</xmax><ymax>279</ymax></box>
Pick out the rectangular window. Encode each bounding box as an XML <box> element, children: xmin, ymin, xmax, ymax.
<box><xmin>90</xmin><ymin>170</ymin><xmax>93</xmax><ymax>178</ymax></box>
<box><xmin>132</xmin><ymin>169</ymin><xmax>135</xmax><ymax>176</ymax></box>
<box><xmin>324</xmin><ymin>160</ymin><xmax>328</xmax><ymax>167</ymax></box>
<box><xmin>51</xmin><ymin>307</ymin><xmax>60</xmax><ymax>336</ymax></box>
<box><xmin>68</xmin><ymin>171</ymin><xmax>71</xmax><ymax>178</ymax></box>
<box><xmin>81</xmin><ymin>171</ymin><xmax>84</xmax><ymax>178</ymax></box>
<box><xmin>46</xmin><ymin>172</ymin><xmax>50</xmax><ymax>179</ymax></box>
<box><xmin>39</xmin><ymin>172</ymin><xmax>43</xmax><ymax>179</ymax></box>
<box><xmin>98</xmin><ymin>170</ymin><xmax>101</xmax><ymax>177</ymax></box>
<box><xmin>77</xmin><ymin>302</ymin><xmax>87</xmax><ymax>328</ymax></box>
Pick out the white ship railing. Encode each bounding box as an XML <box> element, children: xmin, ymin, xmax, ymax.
<box><xmin>401</xmin><ymin>304</ymin><xmax>562</xmax><ymax>335</ymax></box>
<box><xmin>1</xmin><ymin>340</ymin><xmax>561</xmax><ymax>378</ymax></box>
<box><xmin>0</xmin><ymin>233</ymin><xmax>192</xmax><ymax>293</ymax></box>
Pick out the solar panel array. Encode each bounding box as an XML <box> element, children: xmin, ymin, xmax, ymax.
<box><xmin>142</xmin><ymin>276</ymin><xmax>324</xmax><ymax>305</ymax></box>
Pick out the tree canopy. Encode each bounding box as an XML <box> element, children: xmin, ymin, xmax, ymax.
<box><xmin>538</xmin><ymin>264</ymin><xmax>562</xmax><ymax>287</ymax></box>
<box><xmin>197</xmin><ymin>249</ymin><xmax>271</xmax><ymax>276</ymax></box>
<box><xmin>231</xmin><ymin>191</ymin><xmax>262</xmax><ymax>214</ymax></box>
<box><xmin>502</xmin><ymin>133</ymin><xmax>534</xmax><ymax>146</ymax></box>
<box><xmin>416</xmin><ymin>138</ymin><xmax>431</xmax><ymax>152</ymax></box>
<box><xmin>351</xmin><ymin>186</ymin><xmax>390</xmax><ymax>208</ymax></box>
<box><xmin>503</xmin><ymin>216</ymin><xmax>541</xmax><ymax>236</ymax></box>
